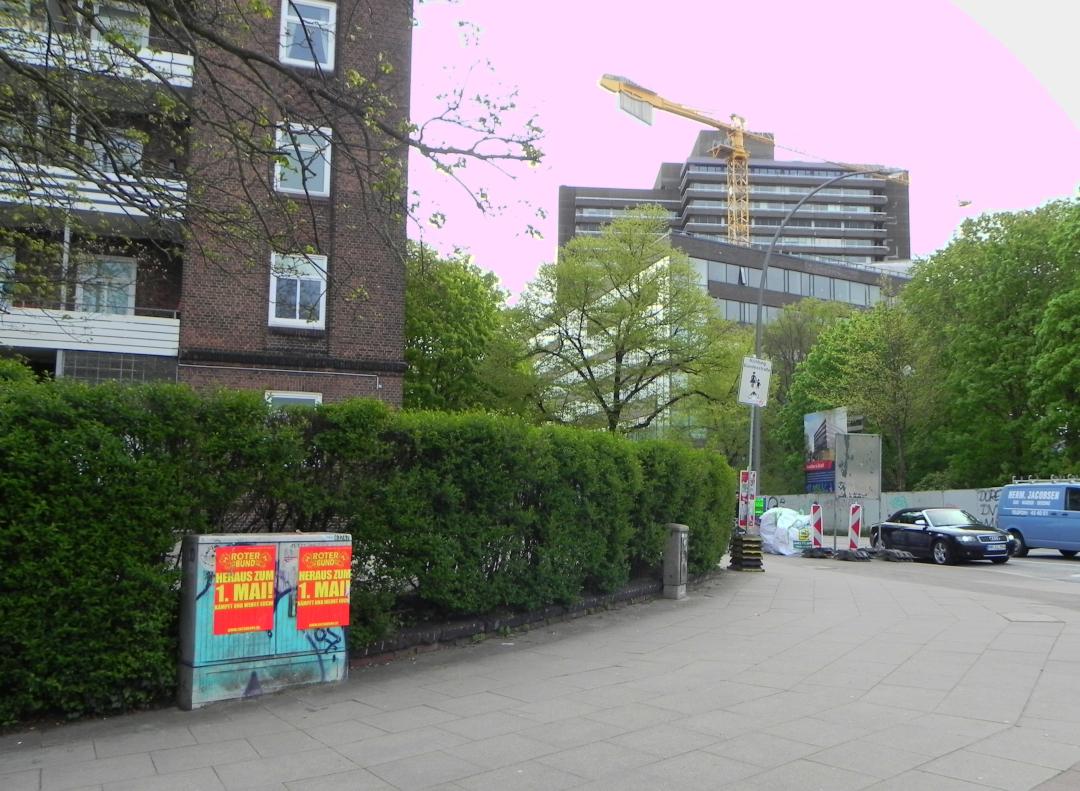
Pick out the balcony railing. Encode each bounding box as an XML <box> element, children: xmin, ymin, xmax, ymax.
<box><xmin>0</xmin><ymin>158</ymin><xmax>186</xmax><ymax>220</ymax></box>
<box><xmin>0</xmin><ymin>24</ymin><xmax>194</xmax><ymax>87</ymax></box>
<box><xmin>0</xmin><ymin>304</ymin><xmax>179</xmax><ymax>356</ymax></box>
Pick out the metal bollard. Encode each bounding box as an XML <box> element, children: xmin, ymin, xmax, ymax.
<box><xmin>664</xmin><ymin>523</ymin><xmax>689</xmax><ymax>600</ymax></box>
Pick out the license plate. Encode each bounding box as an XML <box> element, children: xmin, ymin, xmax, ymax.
<box><xmin>986</xmin><ymin>543</ymin><xmax>1005</xmax><ymax>552</ymax></box>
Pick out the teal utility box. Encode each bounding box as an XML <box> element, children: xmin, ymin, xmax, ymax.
<box><xmin>178</xmin><ymin>533</ymin><xmax>352</xmax><ymax>709</ymax></box>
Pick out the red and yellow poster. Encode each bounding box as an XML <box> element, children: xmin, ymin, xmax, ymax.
<box><xmin>296</xmin><ymin>545</ymin><xmax>352</xmax><ymax>629</ymax></box>
<box><xmin>213</xmin><ymin>545</ymin><xmax>277</xmax><ymax>635</ymax></box>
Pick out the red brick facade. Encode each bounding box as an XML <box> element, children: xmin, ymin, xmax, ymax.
<box><xmin>177</xmin><ymin>0</ymin><xmax>412</xmax><ymax>405</ymax></box>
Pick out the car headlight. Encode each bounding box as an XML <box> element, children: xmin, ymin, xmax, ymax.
<box><xmin>958</xmin><ymin>535</ymin><xmax>978</xmax><ymax>543</ymax></box>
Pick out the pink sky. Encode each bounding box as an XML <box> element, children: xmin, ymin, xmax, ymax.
<box><xmin>408</xmin><ymin>1</ymin><xmax>1080</xmax><ymax>297</ymax></box>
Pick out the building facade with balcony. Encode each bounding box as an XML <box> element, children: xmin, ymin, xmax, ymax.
<box><xmin>558</xmin><ymin>130</ymin><xmax>912</xmax><ymax>322</ymax></box>
<box><xmin>0</xmin><ymin>0</ymin><xmax>410</xmax><ymax>406</ymax></box>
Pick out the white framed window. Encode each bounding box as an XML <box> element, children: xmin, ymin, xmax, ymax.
<box><xmin>274</xmin><ymin>124</ymin><xmax>332</xmax><ymax>197</ymax></box>
<box><xmin>75</xmin><ymin>257</ymin><xmax>136</xmax><ymax>315</ymax></box>
<box><xmin>91</xmin><ymin>1</ymin><xmax>151</xmax><ymax>50</ymax></box>
<box><xmin>265</xmin><ymin>390</ymin><xmax>323</xmax><ymax>408</ymax></box>
<box><xmin>279</xmin><ymin>0</ymin><xmax>336</xmax><ymax>70</ymax></box>
<box><xmin>269</xmin><ymin>252</ymin><xmax>327</xmax><ymax>328</ymax></box>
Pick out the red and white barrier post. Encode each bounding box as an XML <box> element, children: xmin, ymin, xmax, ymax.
<box><xmin>811</xmin><ymin>503</ymin><xmax>823</xmax><ymax>549</ymax></box>
<box><xmin>848</xmin><ymin>503</ymin><xmax>863</xmax><ymax>550</ymax></box>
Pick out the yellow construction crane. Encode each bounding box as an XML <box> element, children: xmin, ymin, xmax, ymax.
<box><xmin>600</xmin><ymin>74</ymin><xmax>763</xmax><ymax>246</ymax></box>
<box><xmin>599</xmin><ymin>74</ymin><xmax>909</xmax><ymax>248</ymax></box>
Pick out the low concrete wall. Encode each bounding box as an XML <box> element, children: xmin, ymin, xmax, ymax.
<box><xmin>761</xmin><ymin>488</ymin><xmax>1002</xmax><ymax>535</ymax></box>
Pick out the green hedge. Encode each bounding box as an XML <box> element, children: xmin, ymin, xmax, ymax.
<box><xmin>0</xmin><ymin>370</ymin><xmax>734</xmax><ymax>725</ymax></box>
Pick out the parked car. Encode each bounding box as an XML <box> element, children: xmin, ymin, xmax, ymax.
<box><xmin>869</xmin><ymin>508</ymin><xmax>1015</xmax><ymax>565</ymax></box>
<box><xmin>997</xmin><ymin>480</ymin><xmax>1080</xmax><ymax>558</ymax></box>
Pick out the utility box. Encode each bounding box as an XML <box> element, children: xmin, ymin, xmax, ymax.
<box><xmin>178</xmin><ymin>533</ymin><xmax>352</xmax><ymax>710</ymax></box>
<box><xmin>663</xmin><ymin>523</ymin><xmax>689</xmax><ymax>599</ymax></box>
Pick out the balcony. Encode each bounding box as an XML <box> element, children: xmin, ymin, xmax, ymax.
<box><xmin>0</xmin><ymin>23</ymin><xmax>193</xmax><ymax>88</ymax></box>
<box><xmin>0</xmin><ymin>305</ymin><xmax>179</xmax><ymax>356</ymax></box>
<box><xmin>0</xmin><ymin>158</ymin><xmax>186</xmax><ymax>220</ymax></box>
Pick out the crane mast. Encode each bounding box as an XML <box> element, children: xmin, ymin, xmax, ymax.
<box><xmin>599</xmin><ymin>75</ymin><xmax>752</xmax><ymax>246</ymax></box>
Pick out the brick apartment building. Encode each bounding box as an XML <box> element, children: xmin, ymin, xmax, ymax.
<box><xmin>0</xmin><ymin>0</ymin><xmax>411</xmax><ymax>406</ymax></box>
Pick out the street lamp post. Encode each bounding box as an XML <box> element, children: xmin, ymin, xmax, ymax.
<box><xmin>747</xmin><ymin>169</ymin><xmax>900</xmax><ymax>477</ymax></box>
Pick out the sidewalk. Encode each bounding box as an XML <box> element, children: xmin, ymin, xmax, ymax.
<box><xmin>5</xmin><ymin>555</ymin><xmax>1080</xmax><ymax>790</ymax></box>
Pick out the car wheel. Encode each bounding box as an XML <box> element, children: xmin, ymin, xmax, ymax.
<box><xmin>990</xmin><ymin>557</ymin><xmax>1008</xmax><ymax>564</ymax></box>
<box><xmin>1060</xmin><ymin>550</ymin><xmax>1078</xmax><ymax>558</ymax></box>
<box><xmin>932</xmin><ymin>539</ymin><xmax>954</xmax><ymax>566</ymax></box>
<box><xmin>1009</xmin><ymin>530</ymin><xmax>1028</xmax><ymax>558</ymax></box>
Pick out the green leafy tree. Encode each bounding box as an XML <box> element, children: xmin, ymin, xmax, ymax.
<box><xmin>779</xmin><ymin>302</ymin><xmax>922</xmax><ymax>490</ymax></box>
<box><xmin>404</xmin><ymin>243</ymin><xmax>501</xmax><ymax>410</ymax></box>
<box><xmin>762</xmin><ymin>297</ymin><xmax>852</xmax><ymax>405</ymax></box>
<box><xmin>1029</xmin><ymin>285</ymin><xmax>1080</xmax><ymax>470</ymax></box>
<box><xmin>516</xmin><ymin>206</ymin><xmax>740</xmax><ymax>433</ymax></box>
<box><xmin>902</xmin><ymin>200</ymin><xmax>1078</xmax><ymax>485</ymax></box>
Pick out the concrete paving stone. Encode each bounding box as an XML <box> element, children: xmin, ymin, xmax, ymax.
<box><xmin>704</xmin><ymin>732</ymin><xmax>820</xmax><ymax>769</ymax></box>
<box><xmin>912</xmin><ymin>713</ymin><xmax>1013</xmax><ymax>739</ymax></box>
<box><xmin>724</xmin><ymin>689</ymin><xmax>843</xmax><ymax>727</ymax></box>
<box><xmin>246</xmin><ymin>729</ymin><xmax>323</xmax><ymax>758</ymax></box>
<box><xmin>102</xmin><ymin>766</ymin><xmax>225</xmax><ymax>791</ymax></box>
<box><xmin>862</xmin><ymin>723</ymin><xmax>987</xmax><ymax>758</ymax></box>
<box><xmin>434</xmin><ymin>710</ymin><xmax>535</xmax><ymax>740</ymax></box>
<box><xmin>263</xmin><ymin>699</ymin><xmax>383</xmax><ymax>728</ymax></box>
<box><xmin>739</xmin><ymin>757</ymin><xmax>878</xmax><ymax>791</ymax></box>
<box><xmin>92</xmin><ymin>725</ymin><xmax>196</xmax><ymax>758</ymax></box>
<box><xmin>351</xmin><ymin>686</ymin><xmax>454</xmax><ymax>712</ymax></box>
<box><xmin>1015</xmin><ymin>717</ymin><xmax>1080</xmax><ymax>746</ymax></box>
<box><xmin>427</xmin><ymin>691</ymin><xmax>521</xmax><ymax>718</ymax></box>
<box><xmin>934</xmin><ymin>689</ymin><xmax>1030</xmax><ymax>724</ymax></box>
<box><xmin>41</xmin><ymin>753</ymin><xmax>156</xmax><ymax>791</ymax></box>
<box><xmin>555</xmin><ymin>664</ymin><xmax>655</xmax><ymax>690</ymax></box>
<box><xmin>0</xmin><ymin>740</ymin><xmax>96</xmax><ymax>774</ymax></box>
<box><xmin>331</xmin><ymin>726</ymin><xmax>469</xmax><ymax>768</ymax></box>
<box><xmin>358</xmin><ymin>704</ymin><xmax>458</xmax><ymax>733</ymax></box>
<box><xmin>517</xmin><ymin>715</ymin><xmax>629</xmax><ymax>750</ymax></box>
<box><xmin>301</xmin><ymin>718</ymin><xmax>387</xmax><ymax>747</ymax></box>
<box><xmin>283</xmin><ymin>767</ymin><xmax>393</xmax><ymax>790</ymax></box>
<box><xmin>442</xmin><ymin>732</ymin><xmax>558</xmax><ymax>770</ymax></box>
<box><xmin>607</xmin><ymin>722</ymin><xmax>719</xmax><ymax>759</ymax></box>
<box><xmin>814</xmin><ymin>701</ymin><xmax>923</xmax><ymax>731</ymax></box>
<box><xmin>969</xmin><ymin>728</ymin><xmax>1080</xmax><ymax>771</ymax></box>
<box><xmin>1031</xmin><ymin>769</ymin><xmax>1080</xmax><ymax>790</ymax></box>
<box><xmin>634</xmin><ymin>749</ymin><xmax>763</xmax><ymax>787</ymax></box>
<box><xmin>188</xmin><ymin>712</ymin><xmax>293</xmax><ymax>744</ymax></box>
<box><xmin>647</xmin><ymin>681</ymin><xmax>779</xmax><ymax>715</ymax></box>
<box><xmin>452</xmin><ymin>759</ymin><xmax>583</xmax><ymax>791</ymax></box>
<box><xmin>485</xmin><ymin>679</ymin><xmax>583</xmax><ymax>704</ymax></box>
<box><xmin>860</xmin><ymin>683</ymin><xmax>949</xmax><ymax>712</ymax></box>
<box><xmin>763</xmin><ymin>716</ymin><xmax>869</xmax><ymax>749</ymax></box>
<box><xmin>863</xmin><ymin>769</ymin><xmax>1011</xmax><ymax>790</ymax></box>
<box><xmin>0</xmin><ymin>768</ymin><xmax>41</xmax><ymax>791</ymax></box>
<box><xmin>567</xmin><ymin>683</ymin><xmax>659</xmax><ymax>709</ymax></box>
<box><xmin>366</xmin><ymin>749</ymin><xmax>484</xmax><ymax>790</ymax></box>
<box><xmin>535</xmin><ymin>740</ymin><xmax>659</xmax><ymax>781</ymax></box>
<box><xmin>504</xmin><ymin>696</ymin><xmax>600</xmax><ymax>724</ymax></box>
<box><xmin>807</xmin><ymin>739</ymin><xmax>929</xmax><ymax>779</ymax></box>
<box><xmin>680</xmin><ymin>707</ymin><xmax>767</xmax><ymax>740</ymax></box>
<box><xmin>150</xmin><ymin>738</ymin><xmax>259</xmax><ymax>774</ymax></box>
<box><xmin>419</xmin><ymin>676</ymin><xmax>502</xmax><ymax>698</ymax></box>
<box><xmin>0</xmin><ymin>731</ymin><xmax>43</xmax><ymax>753</ymax></box>
<box><xmin>212</xmin><ymin>747</ymin><xmax>357</xmax><ymax>790</ymax></box>
<box><xmin>920</xmin><ymin>750</ymin><xmax>1061</xmax><ymax>791</ymax></box>
<box><xmin>582</xmin><ymin>702</ymin><xmax>682</xmax><ymax>730</ymax></box>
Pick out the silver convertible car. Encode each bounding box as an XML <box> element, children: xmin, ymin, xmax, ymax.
<box><xmin>869</xmin><ymin>508</ymin><xmax>1016</xmax><ymax>565</ymax></box>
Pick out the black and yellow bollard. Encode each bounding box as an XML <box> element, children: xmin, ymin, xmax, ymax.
<box><xmin>729</xmin><ymin>532</ymin><xmax>765</xmax><ymax>572</ymax></box>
